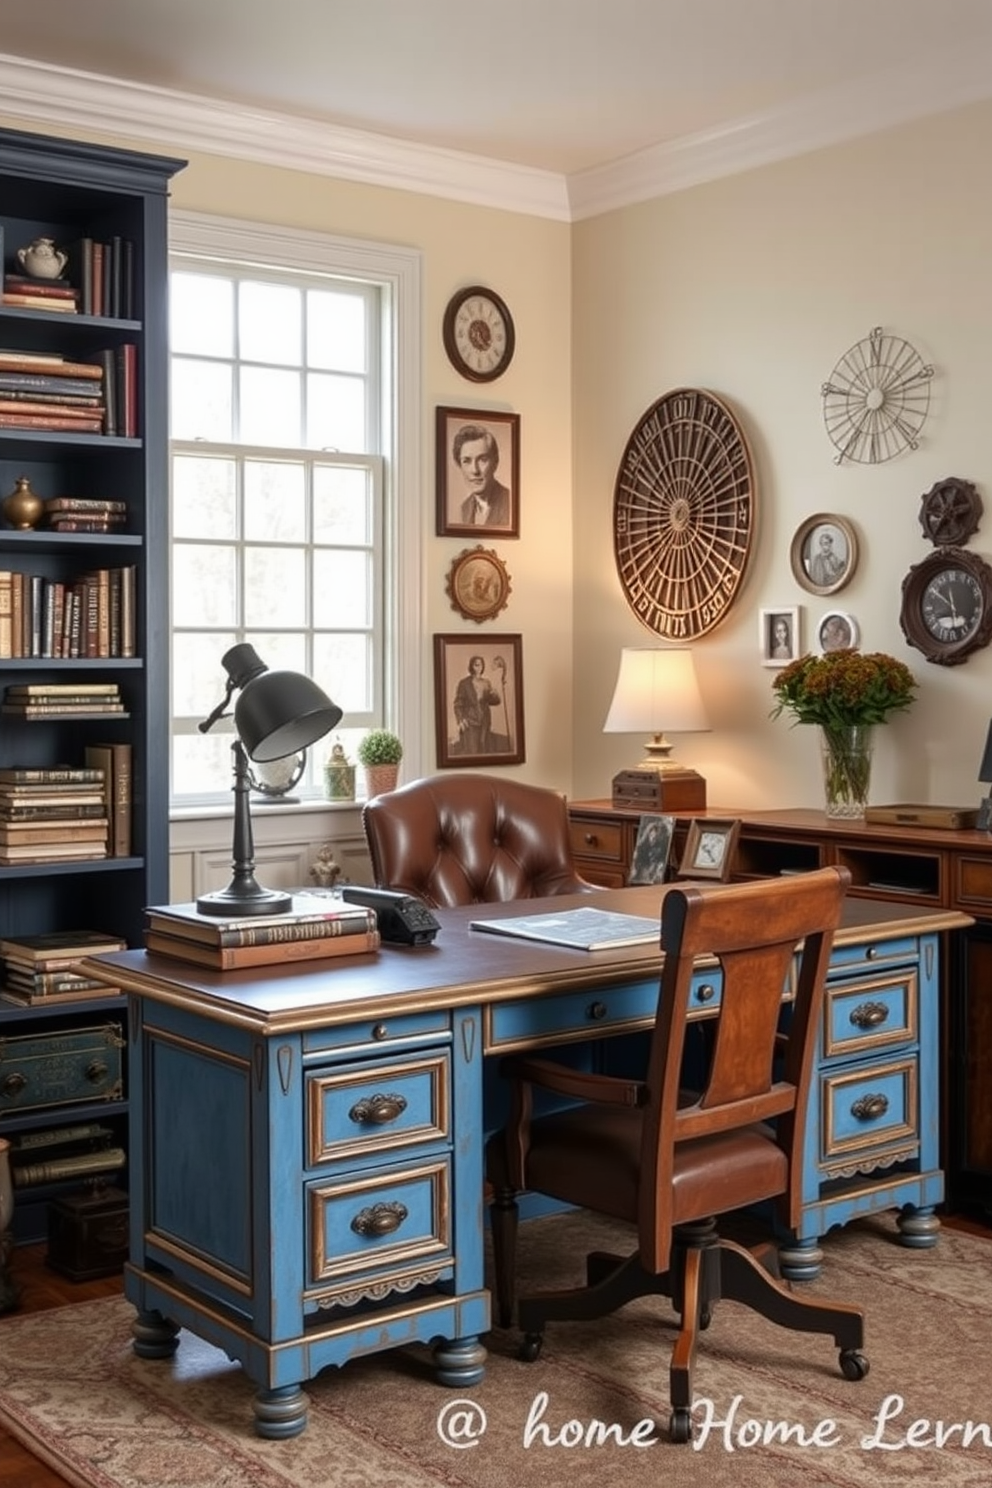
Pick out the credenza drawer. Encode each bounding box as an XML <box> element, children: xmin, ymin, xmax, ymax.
<box><xmin>306</xmin><ymin>1157</ymin><xmax>451</xmax><ymax>1303</ymax></box>
<box><xmin>306</xmin><ymin>1051</ymin><xmax>450</xmax><ymax>1168</ymax></box>
<box><xmin>568</xmin><ymin>819</ymin><xmax>625</xmax><ymax>865</ymax></box>
<box><xmin>822</xmin><ymin>971</ymin><xmax>918</xmax><ymax>1060</ymax></box>
<box><xmin>820</xmin><ymin>1056</ymin><xmax>918</xmax><ymax>1171</ymax></box>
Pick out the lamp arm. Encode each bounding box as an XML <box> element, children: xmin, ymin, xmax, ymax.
<box><xmin>229</xmin><ymin>738</ymin><xmax>256</xmax><ymax>886</ymax></box>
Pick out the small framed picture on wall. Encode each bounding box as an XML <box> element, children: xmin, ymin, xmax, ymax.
<box><xmin>434</xmin><ymin>633</ymin><xmax>525</xmax><ymax>767</ymax></box>
<box><xmin>436</xmin><ymin>406</ymin><xmax>520</xmax><ymax>538</ymax></box>
<box><xmin>760</xmin><ymin>607</ymin><xmax>800</xmax><ymax>667</ymax></box>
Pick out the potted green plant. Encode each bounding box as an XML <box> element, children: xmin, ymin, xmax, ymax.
<box><xmin>357</xmin><ymin>729</ymin><xmax>403</xmax><ymax>798</ymax></box>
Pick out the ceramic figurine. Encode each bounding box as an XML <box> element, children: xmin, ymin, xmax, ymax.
<box><xmin>16</xmin><ymin>237</ymin><xmax>69</xmax><ymax>280</ymax></box>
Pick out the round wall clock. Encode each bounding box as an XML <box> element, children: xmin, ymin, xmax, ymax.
<box><xmin>612</xmin><ymin>387</ymin><xmax>756</xmax><ymax>640</ymax></box>
<box><xmin>442</xmin><ymin>285</ymin><xmax>515</xmax><ymax>383</ymax></box>
<box><xmin>821</xmin><ymin>326</ymin><xmax>933</xmax><ymax>465</ymax></box>
<box><xmin>918</xmin><ymin>476</ymin><xmax>982</xmax><ymax>547</ymax></box>
<box><xmin>899</xmin><ymin>547</ymin><xmax>992</xmax><ymax>666</ymax></box>
<box><xmin>445</xmin><ymin>544</ymin><xmax>512</xmax><ymax>623</ymax></box>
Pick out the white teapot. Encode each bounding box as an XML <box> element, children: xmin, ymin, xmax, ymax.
<box><xmin>16</xmin><ymin>237</ymin><xmax>69</xmax><ymax>280</ymax></box>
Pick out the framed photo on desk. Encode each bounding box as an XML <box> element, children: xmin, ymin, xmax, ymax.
<box><xmin>677</xmin><ymin>818</ymin><xmax>740</xmax><ymax>881</ymax></box>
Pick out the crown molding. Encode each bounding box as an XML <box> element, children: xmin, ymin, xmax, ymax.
<box><xmin>2</xmin><ymin>44</ymin><xmax>992</xmax><ymax>224</ymax></box>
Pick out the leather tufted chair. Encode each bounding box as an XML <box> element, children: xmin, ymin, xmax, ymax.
<box><xmin>362</xmin><ymin>773</ymin><xmax>599</xmax><ymax>907</ymax></box>
<box><xmin>486</xmin><ymin>865</ymin><xmax>868</xmax><ymax>1443</ymax></box>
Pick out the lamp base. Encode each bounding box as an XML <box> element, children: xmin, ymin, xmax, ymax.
<box><xmin>196</xmin><ymin>876</ymin><xmax>292</xmax><ymax>916</ymax></box>
<box><xmin>612</xmin><ymin>767</ymin><xmax>707</xmax><ymax>811</ymax></box>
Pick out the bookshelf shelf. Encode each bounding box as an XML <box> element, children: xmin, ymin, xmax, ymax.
<box><xmin>0</xmin><ymin>124</ymin><xmax>185</xmax><ymax>1241</ymax></box>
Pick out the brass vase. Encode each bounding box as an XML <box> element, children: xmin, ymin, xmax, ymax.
<box><xmin>2</xmin><ymin>475</ymin><xmax>44</xmax><ymax>530</ymax></box>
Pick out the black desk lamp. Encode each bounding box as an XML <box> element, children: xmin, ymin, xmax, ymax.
<box><xmin>196</xmin><ymin>643</ymin><xmax>343</xmax><ymax>915</ymax></box>
<box><xmin>979</xmin><ymin>721</ymin><xmax>992</xmax><ymax>832</ymax></box>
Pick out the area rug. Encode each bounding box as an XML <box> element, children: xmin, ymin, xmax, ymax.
<box><xmin>2</xmin><ymin>1212</ymin><xmax>992</xmax><ymax>1488</ymax></box>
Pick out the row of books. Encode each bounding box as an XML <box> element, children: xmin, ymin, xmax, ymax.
<box><xmin>144</xmin><ymin>896</ymin><xmax>382</xmax><ymax>970</ymax></box>
<box><xmin>69</xmin><ymin>235</ymin><xmax>137</xmax><ymax>320</ymax></box>
<box><xmin>0</xmin><ymin>756</ymin><xmax>131</xmax><ymax>864</ymax></box>
<box><xmin>0</xmin><ymin>344</ymin><xmax>137</xmax><ymax>437</ymax></box>
<box><xmin>7</xmin><ymin>1122</ymin><xmax>126</xmax><ymax>1188</ymax></box>
<box><xmin>2</xmin><ymin>682</ymin><xmax>125</xmax><ymax>717</ymax></box>
<box><xmin>0</xmin><ymin>927</ymin><xmax>126</xmax><ymax>1006</ymax></box>
<box><xmin>0</xmin><ymin>564</ymin><xmax>137</xmax><ymax>659</ymax></box>
<box><xmin>41</xmin><ymin>497</ymin><xmax>128</xmax><ymax>534</ymax></box>
<box><xmin>2</xmin><ymin>272</ymin><xmax>80</xmax><ymax>315</ymax></box>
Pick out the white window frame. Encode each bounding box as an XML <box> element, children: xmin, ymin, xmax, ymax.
<box><xmin>167</xmin><ymin>210</ymin><xmax>423</xmax><ymax>807</ymax></box>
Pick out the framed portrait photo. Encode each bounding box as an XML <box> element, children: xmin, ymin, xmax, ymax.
<box><xmin>676</xmin><ymin>818</ymin><xmax>741</xmax><ymax>882</ymax></box>
<box><xmin>628</xmin><ymin>813</ymin><xmax>675</xmax><ymax>885</ymax></box>
<box><xmin>434</xmin><ymin>633</ymin><xmax>525</xmax><ymax>768</ymax></box>
<box><xmin>760</xmin><ymin>607</ymin><xmax>800</xmax><ymax>667</ymax></box>
<box><xmin>790</xmin><ymin>513</ymin><xmax>858</xmax><ymax>597</ymax></box>
<box><xmin>436</xmin><ymin>406</ymin><xmax>520</xmax><ymax>538</ymax></box>
<box><xmin>817</xmin><ymin>610</ymin><xmax>860</xmax><ymax>653</ymax></box>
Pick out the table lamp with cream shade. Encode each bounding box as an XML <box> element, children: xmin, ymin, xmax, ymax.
<box><xmin>603</xmin><ymin>647</ymin><xmax>709</xmax><ymax>809</ymax></box>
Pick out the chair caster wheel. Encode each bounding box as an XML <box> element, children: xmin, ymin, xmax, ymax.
<box><xmin>519</xmin><ymin>1333</ymin><xmax>542</xmax><ymax>1362</ymax></box>
<box><xmin>840</xmin><ymin>1348</ymin><xmax>870</xmax><ymax>1381</ymax></box>
<box><xmin>670</xmin><ymin>1407</ymin><xmax>693</xmax><ymax>1443</ymax></box>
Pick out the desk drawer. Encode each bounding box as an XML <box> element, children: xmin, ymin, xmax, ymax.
<box><xmin>306</xmin><ymin>1051</ymin><xmax>450</xmax><ymax>1168</ymax></box>
<box><xmin>485</xmin><ymin>970</ymin><xmax>722</xmax><ymax>1053</ymax></box>
<box><xmin>569</xmin><ymin>819</ymin><xmax>625</xmax><ymax>865</ymax></box>
<box><xmin>820</xmin><ymin>1056</ymin><xmax>918</xmax><ymax>1171</ymax></box>
<box><xmin>306</xmin><ymin>1157</ymin><xmax>451</xmax><ymax>1303</ymax></box>
<box><xmin>828</xmin><ymin>936</ymin><xmax>919</xmax><ymax>975</ymax></box>
<box><xmin>304</xmin><ymin>1009</ymin><xmax>451</xmax><ymax>1056</ymax></box>
<box><xmin>822</xmin><ymin>971</ymin><xmax>918</xmax><ymax>1060</ymax></box>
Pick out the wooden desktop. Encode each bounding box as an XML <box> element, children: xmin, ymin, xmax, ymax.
<box><xmin>83</xmin><ymin>883</ymin><xmax>969</xmax><ymax>1438</ymax></box>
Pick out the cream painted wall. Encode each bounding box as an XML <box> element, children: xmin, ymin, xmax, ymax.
<box><xmin>573</xmin><ymin>99</ymin><xmax>992</xmax><ymax>811</ymax></box>
<box><xmin>0</xmin><ymin>115</ymin><xmax>574</xmax><ymax>793</ymax></box>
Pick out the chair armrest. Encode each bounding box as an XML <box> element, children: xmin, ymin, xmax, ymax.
<box><xmin>501</xmin><ymin>1054</ymin><xmax>647</xmax><ymax>1107</ymax></box>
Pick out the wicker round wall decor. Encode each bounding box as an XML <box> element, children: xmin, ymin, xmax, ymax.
<box><xmin>612</xmin><ymin>387</ymin><xmax>756</xmax><ymax>640</ymax></box>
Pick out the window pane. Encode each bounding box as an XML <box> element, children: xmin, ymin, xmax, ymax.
<box><xmin>307</xmin><ymin>290</ymin><xmax>366</xmax><ymax>372</ymax></box>
<box><xmin>173</xmin><ymin>456</ymin><xmax>237</xmax><ymax>540</ymax></box>
<box><xmin>171</xmin><ymin>358</ymin><xmax>233</xmax><ymax>441</ymax></box>
<box><xmin>173</xmin><ymin>545</ymin><xmax>238</xmax><ymax>626</ymax></box>
<box><xmin>313</xmin><ymin>465</ymin><xmax>372</xmax><ymax>544</ymax></box>
<box><xmin>313</xmin><ymin>550</ymin><xmax>371</xmax><ymax>627</ymax></box>
<box><xmin>173</xmin><ymin>730</ymin><xmax>236</xmax><ymax>797</ymax></box>
<box><xmin>314</xmin><ymin>632</ymin><xmax>372</xmax><ymax>712</ymax></box>
<box><xmin>173</xmin><ymin>630</ymin><xmax>237</xmax><ymax>716</ymax></box>
<box><xmin>239</xmin><ymin>366</ymin><xmax>301</xmax><ymax>447</ymax></box>
<box><xmin>243</xmin><ymin>632</ymin><xmax>307</xmax><ymax>674</ymax></box>
<box><xmin>244</xmin><ymin>547</ymin><xmax>307</xmax><ymax>626</ymax></box>
<box><xmin>244</xmin><ymin>461</ymin><xmax>306</xmax><ymax>542</ymax></box>
<box><xmin>240</xmin><ymin>281</ymin><xmax>302</xmax><ymax>366</ymax></box>
<box><xmin>171</xmin><ymin>272</ymin><xmax>234</xmax><ymax>357</ymax></box>
<box><xmin>306</xmin><ymin>372</ymin><xmax>367</xmax><ymax>452</ymax></box>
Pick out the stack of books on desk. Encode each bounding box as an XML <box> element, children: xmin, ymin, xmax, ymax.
<box><xmin>143</xmin><ymin>898</ymin><xmax>381</xmax><ymax>970</ymax></box>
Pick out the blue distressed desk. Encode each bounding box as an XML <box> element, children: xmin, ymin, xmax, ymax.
<box><xmin>84</xmin><ymin>885</ymin><xmax>969</xmax><ymax>1438</ymax></box>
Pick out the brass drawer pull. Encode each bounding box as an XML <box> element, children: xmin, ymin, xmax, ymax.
<box><xmin>1</xmin><ymin>1072</ymin><xmax>27</xmax><ymax>1098</ymax></box>
<box><xmin>696</xmin><ymin>984</ymin><xmax>717</xmax><ymax>1003</ymax></box>
<box><xmin>371</xmin><ymin>1023</ymin><xmax>388</xmax><ymax>1041</ymax></box>
<box><xmin>851</xmin><ymin>1093</ymin><xmax>889</xmax><ymax>1121</ymax></box>
<box><xmin>849</xmin><ymin>1001</ymin><xmax>889</xmax><ymax>1029</ymax></box>
<box><xmin>588</xmin><ymin>1001</ymin><xmax>607</xmax><ymax>1021</ymax></box>
<box><xmin>583</xmin><ymin>832</ymin><xmax>598</xmax><ymax>846</ymax></box>
<box><xmin>351</xmin><ymin>1201</ymin><xmax>408</xmax><ymax>1237</ymax></box>
<box><xmin>86</xmin><ymin>1060</ymin><xmax>109</xmax><ymax>1083</ymax></box>
<box><xmin>349</xmin><ymin>1093</ymin><xmax>408</xmax><ymax>1126</ymax></box>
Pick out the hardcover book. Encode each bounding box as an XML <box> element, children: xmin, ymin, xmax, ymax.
<box><xmin>143</xmin><ymin>925</ymin><xmax>381</xmax><ymax>970</ymax></box>
<box><xmin>145</xmin><ymin>897</ymin><xmax>376</xmax><ymax>947</ymax></box>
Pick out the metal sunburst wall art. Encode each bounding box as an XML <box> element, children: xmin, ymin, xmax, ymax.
<box><xmin>821</xmin><ymin>326</ymin><xmax>934</xmax><ymax>465</ymax></box>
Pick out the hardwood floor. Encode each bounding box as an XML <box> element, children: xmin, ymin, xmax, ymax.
<box><xmin>0</xmin><ymin>1243</ymin><xmax>123</xmax><ymax>1487</ymax></box>
<box><xmin>3</xmin><ymin>1214</ymin><xmax>992</xmax><ymax>1486</ymax></box>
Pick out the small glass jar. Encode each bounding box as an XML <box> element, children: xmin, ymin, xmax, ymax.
<box><xmin>323</xmin><ymin>742</ymin><xmax>356</xmax><ymax>802</ymax></box>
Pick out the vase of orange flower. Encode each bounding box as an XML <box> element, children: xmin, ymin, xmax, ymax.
<box><xmin>771</xmin><ymin>650</ymin><xmax>917</xmax><ymax>819</ymax></box>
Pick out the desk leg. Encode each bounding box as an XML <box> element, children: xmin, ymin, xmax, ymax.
<box><xmin>433</xmin><ymin>1335</ymin><xmax>487</xmax><ymax>1387</ymax></box>
<box><xmin>776</xmin><ymin>1238</ymin><xmax>824</xmax><ymax>1283</ymax></box>
<box><xmin>897</xmin><ymin>1205</ymin><xmax>940</xmax><ymax>1248</ymax></box>
<box><xmin>254</xmin><ymin>1383</ymin><xmax>308</xmax><ymax>1439</ymax></box>
<box><xmin>132</xmin><ymin>1309</ymin><xmax>180</xmax><ymax>1358</ymax></box>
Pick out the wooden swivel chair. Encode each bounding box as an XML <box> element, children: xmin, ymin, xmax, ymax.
<box><xmin>486</xmin><ymin>865</ymin><xmax>868</xmax><ymax>1443</ymax></box>
<box><xmin>362</xmin><ymin>773</ymin><xmax>599</xmax><ymax>907</ymax></box>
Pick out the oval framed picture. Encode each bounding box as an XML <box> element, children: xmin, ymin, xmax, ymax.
<box><xmin>790</xmin><ymin>513</ymin><xmax>858</xmax><ymax>596</ymax></box>
<box><xmin>444</xmin><ymin>545</ymin><xmax>512</xmax><ymax>623</ymax></box>
<box><xmin>817</xmin><ymin>610</ymin><xmax>860</xmax><ymax>653</ymax></box>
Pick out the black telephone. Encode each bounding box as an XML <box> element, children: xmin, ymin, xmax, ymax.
<box><xmin>340</xmin><ymin>886</ymin><xmax>441</xmax><ymax>946</ymax></box>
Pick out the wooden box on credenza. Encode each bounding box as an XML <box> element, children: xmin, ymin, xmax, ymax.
<box><xmin>611</xmin><ymin>768</ymin><xmax>707</xmax><ymax>811</ymax></box>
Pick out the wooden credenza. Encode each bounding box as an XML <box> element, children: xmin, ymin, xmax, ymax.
<box><xmin>568</xmin><ymin>799</ymin><xmax>992</xmax><ymax>1216</ymax></box>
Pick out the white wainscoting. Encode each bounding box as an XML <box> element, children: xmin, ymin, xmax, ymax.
<box><xmin>168</xmin><ymin>802</ymin><xmax>374</xmax><ymax>904</ymax></box>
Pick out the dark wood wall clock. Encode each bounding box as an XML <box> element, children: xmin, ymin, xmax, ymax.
<box><xmin>443</xmin><ymin>285</ymin><xmax>515</xmax><ymax>382</ymax></box>
<box><xmin>899</xmin><ymin>547</ymin><xmax>992</xmax><ymax>665</ymax></box>
<box><xmin>612</xmin><ymin>387</ymin><xmax>756</xmax><ymax>640</ymax></box>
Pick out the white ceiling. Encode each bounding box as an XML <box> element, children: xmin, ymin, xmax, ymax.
<box><xmin>4</xmin><ymin>0</ymin><xmax>992</xmax><ymax>216</ymax></box>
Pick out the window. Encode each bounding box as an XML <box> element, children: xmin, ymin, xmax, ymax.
<box><xmin>167</xmin><ymin>213</ymin><xmax>422</xmax><ymax>807</ymax></box>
